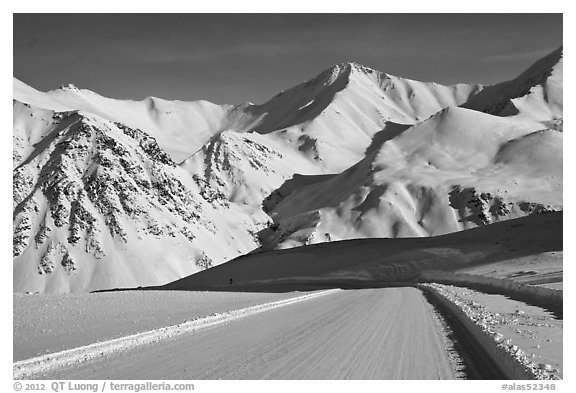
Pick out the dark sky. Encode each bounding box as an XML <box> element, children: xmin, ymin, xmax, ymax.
<box><xmin>13</xmin><ymin>14</ymin><xmax>562</xmax><ymax>105</ymax></box>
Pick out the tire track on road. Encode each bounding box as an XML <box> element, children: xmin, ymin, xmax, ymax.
<box><xmin>37</xmin><ymin>287</ymin><xmax>463</xmax><ymax>380</ymax></box>
<box><xmin>13</xmin><ymin>289</ymin><xmax>340</xmax><ymax>379</ymax></box>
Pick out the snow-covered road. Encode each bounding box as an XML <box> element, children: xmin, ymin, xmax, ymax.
<box><xmin>26</xmin><ymin>287</ymin><xmax>461</xmax><ymax>379</ymax></box>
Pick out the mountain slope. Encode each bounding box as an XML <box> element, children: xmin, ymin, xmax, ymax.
<box><xmin>162</xmin><ymin>212</ymin><xmax>562</xmax><ymax>291</ymax></box>
<box><xmin>180</xmin><ymin>130</ymin><xmax>322</xmax><ymax>205</ymax></box>
<box><xmin>261</xmin><ymin>106</ymin><xmax>562</xmax><ymax>250</ymax></box>
<box><xmin>13</xmin><ymin>102</ymin><xmax>269</xmax><ymax>293</ymax></box>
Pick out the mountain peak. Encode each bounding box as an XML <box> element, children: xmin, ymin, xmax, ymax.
<box><xmin>58</xmin><ymin>83</ymin><xmax>80</xmax><ymax>91</ymax></box>
<box><xmin>342</xmin><ymin>61</ymin><xmax>378</xmax><ymax>73</ymax></box>
<box><xmin>461</xmin><ymin>46</ymin><xmax>563</xmax><ymax>118</ymax></box>
<box><xmin>312</xmin><ymin>63</ymin><xmax>352</xmax><ymax>86</ymax></box>
<box><xmin>322</xmin><ymin>62</ymin><xmax>382</xmax><ymax>83</ymax></box>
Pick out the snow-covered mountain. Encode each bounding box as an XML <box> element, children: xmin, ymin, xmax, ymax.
<box><xmin>13</xmin><ymin>103</ymin><xmax>269</xmax><ymax>292</ymax></box>
<box><xmin>14</xmin><ymin>79</ymin><xmax>232</xmax><ymax>163</ymax></box>
<box><xmin>13</xmin><ymin>47</ymin><xmax>562</xmax><ymax>292</ymax></box>
<box><xmin>231</xmin><ymin>62</ymin><xmax>483</xmax><ymax>172</ymax></box>
<box><xmin>261</xmin><ymin>106</ymin><xmax>561</xmax><ymax>250</ymax></box>
<box><xmin>180</xmin><ymin>63</ymin><xmax>483</xmax><ymax>206</ymax></box>
<box><xmin>258</xmin><ymin>47</ymin><xmax>563</xmax><ymax>250</ymax></box>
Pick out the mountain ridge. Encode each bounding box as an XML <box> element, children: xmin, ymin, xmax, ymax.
<box><xmin>462</xmin><ymin>46</ymin><xmax>562</xmax><ymax>119</ymax></box>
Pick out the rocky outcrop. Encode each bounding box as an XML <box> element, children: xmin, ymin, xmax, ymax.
<box><xmin>449</xmin><ymin>186</ymin><xmax>557</xmax><ymax>226</ymax></box>
<box><xmin>12</xmin><ymin>109</ymin><xmax>247</xmax><ymax>288</ymax></box>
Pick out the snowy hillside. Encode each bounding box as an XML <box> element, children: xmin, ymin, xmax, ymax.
<box><xmin>13</xmin><ymin>102</ymin><xmax>268</xmax><ymax>292</ymax></box>
<box><xmin>163</xmin><ymin>212</ymin><xmax>562</xmax><ymax>291</ymax></box>
<box><xmin>262</xmin><ymin>107</ymin><xmax>561</xmax><ymax>250</ymax></box>
<box><xmin>13</xmin><ymin>47</ymin><xmax>562</xmax><ymax>292</ymax></box>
